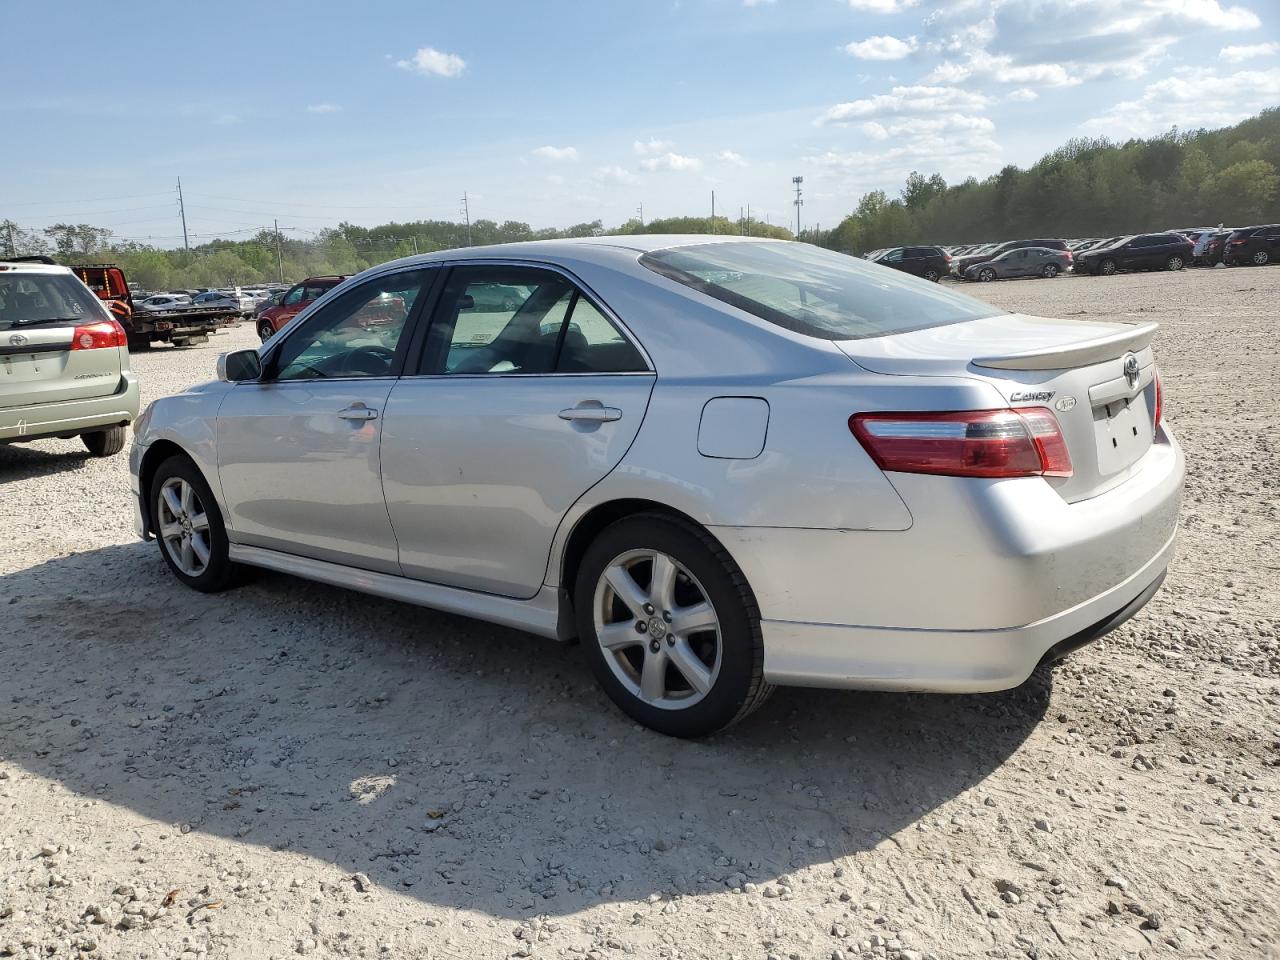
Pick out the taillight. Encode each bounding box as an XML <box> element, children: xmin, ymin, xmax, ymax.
<box><xmin>70</xmin><ymin>319</ymin><xmax>128</xmax><ymax>350</ymax></box>
<box><xmin>1065</xmin><ymin>251</ymin><xmax>1073</xmax><ymax>261</ymax></box>
<box><xmin>1153</xmin><ymin>370</ymin><xmax>1163</xmax><ymax>431</ymax></box>
<box><xmin>944</xmin><ymin>253</ymin><xmax>953</xmax><ymax>262</ymax></box>
<box><xmin>849</xmin><ymin>408</ymin><xmax>1073</xmax><ymax>479</ymax></box>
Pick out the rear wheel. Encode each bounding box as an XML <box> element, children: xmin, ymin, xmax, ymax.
<box><xmin>1252</xmin><ymin>250</ymin><xmax>1270</xmax><ymax>266</ymax></box>
<box><xmin>923</xmin><ymin>268</ymin><xmax>941</xmax><ymax>282</ymax></box>
<box><xmin>1100</xmin><ymin>258</ymin><xmax>1118</xmax><ymax>276</ymax></box>
<box><xmin>1042</xmin><ymin>264</ymin><xmax>1060</xmax><ymax>278</ymax></box>
<box><xmin>1166</xmin><ymin>255</ymin><xmax>1184</xmax><ymax>271</ymax></box>
<box><xmin>257</xmin><ymin>320</ymin><xmax>275</xmax><ymax>342</ymax></box>
<box><xmin>575</xmin><ymin>513</ymin><xmax>771</xmax><ymax>737</ymax></box>
<box><xmin>978</xmin><ymin>267</ymin><xmax>996</xmax><ymax>282</ymax></box>
<box><xmin>81</xmin><ymin>425</ymin><xmax>126</xmax><ymax>457</ymax></box>
<box><xmin>150</xmin><ymin>455</ymin><xmax>238</xmax><ymax>593</ymax></box>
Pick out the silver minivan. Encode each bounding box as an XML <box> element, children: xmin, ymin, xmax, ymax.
<box><xmin>0</xmin><ymin>260</ymin><xmax>140</xmax><ymax>456</ymax></box>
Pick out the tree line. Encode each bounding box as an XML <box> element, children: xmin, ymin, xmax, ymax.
<box><xmin>4</xmin><ymin>109</ymin><xmax>1276</xmax><ymax>288</ymax></box>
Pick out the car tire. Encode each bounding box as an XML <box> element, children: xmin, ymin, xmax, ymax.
<box><xmin>574</xmin><ymin>513</ymin><xmax>772</xmax><ymax>738</ymax></box>
<box><xmin>923</xmin><ymin>268</ymin><xmax>940</xmax><ymax>282</ymax></box>
<box><xmin>978</xmin><ymin>268</ymin><xmax>996</xmax><ymax>282</ymax></box>
<box><xmin>81</xmin><ymin>425</ymin><xmax>126</xmax><ymax>457</ymax></box>
<box><xmin>1042</xmin><ymin>264</ymin><xmax>1059</xmax><ymax>278</ymax></box>
<box><xmin>1100</xmin><ymin>259</ymin><xmax>1118</xmax><ymax>276</ymax></box>
<box><xmin>1166</xmin><ymin>255</ymin><xmax>1184</xmax><ymax>271</ymax></box>
<box><xmin>257</xmin><ymin>321</ymin><xmax>275</xmax><ymax>342</ymax></box>
<box><xmin>1252</xmin><ymin>250</ymin><xmax>1270</xmax><ymax>266</ymax></box>
<box><xmin>149</xmin><ymin>455</ymin><xmax>238</xmax><ymax>593</ymax></box>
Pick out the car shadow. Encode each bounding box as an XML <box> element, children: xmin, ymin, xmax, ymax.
<box><xmin>0</xmin><ymin>542</ymin><xmax>1050</xmax><ymax>918</ymax></box>
<box><xmin>0</xmin><ymin>441</ymin><xmax>93</xmax><ymax>482</ymax></box>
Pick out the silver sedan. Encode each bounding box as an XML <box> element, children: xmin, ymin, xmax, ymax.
<box><xmin>129</xmin><ymin>237</ymin><xmax>1184</xmax><ymax>737</ymax></box>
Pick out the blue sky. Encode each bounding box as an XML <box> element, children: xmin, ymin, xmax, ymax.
<box><xmin>3</xmin><ymin>0</ymin><xmax>1277</xmax><ymax>246</ymax></box>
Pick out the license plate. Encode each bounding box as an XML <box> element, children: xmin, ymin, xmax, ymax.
<box><xmin>1093</xmin><ymin>395</ymin><xmax>1152</xmax><ymax>474</ymax></box>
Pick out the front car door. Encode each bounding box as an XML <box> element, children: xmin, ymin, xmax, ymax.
<box><xmin>380</xmin><ymin>263</ymin><xmax>655</xmax><ymax>598</ymax></box>
<box><xmin>216</xmin><ymin>267</ymin><xmax>436</xmax><ymax>572</ymax></box>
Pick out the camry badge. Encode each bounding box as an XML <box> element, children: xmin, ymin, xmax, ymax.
<box><xmin>1009</xmin><ymin>390</ymin><xmax>1054</xmax><ymax>403</ymax></box>
<box><xmin>1123</xmin><ymin>353</ymin><xmax>1140</xmax><ymax>387</ymax></box>
<box><xmin>8</xmin><ymin>333</ymin><xmax>28</xmax><ymax>346</ymax></box>
<box><xmin>1055</xmin><ymin>396</ymin><xmax>1077</xmax><ymax>412</ymax></box>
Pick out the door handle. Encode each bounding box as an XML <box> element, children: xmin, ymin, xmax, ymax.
<box><xmin>559</xmin><ymin>403</ymin><xmax>622</xmax><ymax>423</ymax></box>
<box><xmin>337</xmin><ymin>404</ymin><xmax>379</xmax><ymax>421</ymax></box>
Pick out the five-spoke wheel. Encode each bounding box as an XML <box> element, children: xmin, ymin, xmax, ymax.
<box><xmin>150</xmin><ymin>455</ymin><xmax>238</xmax><ymax>592</ymax></box>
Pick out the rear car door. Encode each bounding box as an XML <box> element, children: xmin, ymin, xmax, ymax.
<box><xmin>380</xmin><ymin>264</ymin><xmax>655</xmax><ymax>598</ymax></box>
<box><xmin>215</xmin><ymin>267</ymin><xmax>435</xmax><ymax>572</ymax></box>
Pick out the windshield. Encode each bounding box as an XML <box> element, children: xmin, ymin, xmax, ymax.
<box><xmin>0</xmin><ymin>272</ymin><xmax>108</xmax><ymax>330</ymax></box>
<box><xmin>639</xmin><ymin>241</ymin><xmax>1002</xmax><ymax>341</ymax></box>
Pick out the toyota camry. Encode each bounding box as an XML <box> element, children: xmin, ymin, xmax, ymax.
<box><xmin>130</xmin><ymin>236</ymin><xmax>1184</xmax><ymax>737</ymax></box>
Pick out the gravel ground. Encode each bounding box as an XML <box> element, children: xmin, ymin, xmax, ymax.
<box><xmin>1</xmin><ymin>267</ymin><xmax>1277</xmax><ymax>960</ymax></box>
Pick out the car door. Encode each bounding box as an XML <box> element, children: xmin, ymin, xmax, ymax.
<box><xmin>878</xmin><ymin>248</ymin><xmax>906</xmax><ymax>273</ymax></box>
<box><xmin>215</xmin><ymin>267</ymin><xmax>436</xmax><ymax>572</ymax></box>
<box><xmin>380</xmin><ymin>264</ymin><xmax>656</xmax><ymax>599</ymax></box>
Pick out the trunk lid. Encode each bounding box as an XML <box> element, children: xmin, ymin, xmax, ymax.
<box><xmin>0</xmin><ymin>321</ymin><xmax>126</xmax><ymax>409</ymax></box>
<box><xmin>838</xmin><ymin>314</ymin><xmax>1160</xmax><ymax>502</ymax></box>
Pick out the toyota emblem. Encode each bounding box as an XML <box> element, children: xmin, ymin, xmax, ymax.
<box><xmin>1123</xmin><ymin>353</ymin><xmax>1140</xmax><ymax>387</ymax></box>
<box><xmin>8</xmin><ymin>333</ymin><xmax>28</xmax><ymax>347</ymax></box>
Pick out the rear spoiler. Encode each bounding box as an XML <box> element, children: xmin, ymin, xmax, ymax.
<box><xmin>973</xmin><ymin>321</ymin><xmax>1158</xmax><ymax>371</ymax></box>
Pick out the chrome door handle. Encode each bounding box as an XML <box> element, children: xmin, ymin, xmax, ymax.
<box><xmin>337</xmin><ymin>405</ymin><xmax>379</xmax><ymax>421</ymax></box>
<box><xmin>559</xmin><ymin>404</ymin><xmax>622</xmax><ymax>423</ymax></box>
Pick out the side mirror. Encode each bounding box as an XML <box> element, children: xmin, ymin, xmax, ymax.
<box><xmin>217</xmin><ymin>349</ymin><xmax>262</xmax><ymax>383</ymax></box>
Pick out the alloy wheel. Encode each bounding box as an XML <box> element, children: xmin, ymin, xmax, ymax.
<box><xmin>157</xmin><ymin>477</ymin><xmax>211</xmax><ymax>578</ymax></box>
<box><xmin>979</xmin><ymin>268</ymin><xmax>995</xmax><ymax>282</ymax></box>
<box><xmin>593</xmin><ymin>548</ymin><xmax>722</xmax><ymax>710</ymax></box>
<box><xmin>1253</xmin><ymin>250</ymin><xmax>1269</xmax><ymax>266</ymax></box>
<box><xmin>1168</xmin><ymin>256</ymin><xmax>1184</xmax><ymax>271</ymax></box>
<box><xmin>1101</xmin><ymin>260</ymin><xmax>1117</xmax><ymax>276</ymax></box>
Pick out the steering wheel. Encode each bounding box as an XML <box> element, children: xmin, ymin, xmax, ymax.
<box><xmin>342</xmin><ymin>344</ymin><xmax>396</xmax><ymax>375</ymax></box>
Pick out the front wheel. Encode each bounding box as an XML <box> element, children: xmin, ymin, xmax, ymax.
<box><xmin>1166</xmin><ymin>255</ymin><xmax>1184</xmax><ymax>271</ymax></box>
<box><xmin>978</xmin><ymin>268</ymin><xmax>996</xmax><ymax>282</ymax></box>
<box><xmin>923</xmin><ymin>268</ymin><xmax>940</xmax><ymax>282</ymax></box>
<box><xmin>1252</xmin><ymin>250</ymin><xmax>1270</xmax><ymax>266</ymax></box>
<box><xmin>150</xmin><ymin>455</ymin><xmax>238</xmax><ymax>593</ymax></box>
<box><xmin>82</xmin><ymin>425</ymin><xmax>126</xmax><ymax>457</ymax></box>
<box><xmin>257</xmin><ymin>321</ymin><xmax>275</xmax><ymax>342</ymax></box>
<box><xmin>574</xmin><ymin>514</ymin><xmax>771</xmax><ymax>737</ymax></box>
<box><xmin>1100</xmin><ymin>259</ymin><xmax>1118</xmax><ymax>276</ymax></box>
<box><xmin>1042</xmin><ymin>264</ymin><xmax>1059</xmax><ymax>278</ymax></box>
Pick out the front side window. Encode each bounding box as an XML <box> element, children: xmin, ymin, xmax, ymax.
<box><xmin>271</xmin><ymin>270</ymin><xmax>429</xmax><ymax>381</ymax></box>
<box><xmin>418</xmin><ymin>266</ymin><xmax>647</xmax><ymax>376</ymax></box>
<box><xmin>282</xmin><ymin>285</ymin><xmax>305</xmax><ymax>306</ymax></box>
<box><xmin>642</xmin><ymin>241</ymin><xmax>1001</xmax><ymax>341</ymax></box>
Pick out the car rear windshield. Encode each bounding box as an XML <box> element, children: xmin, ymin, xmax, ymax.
<box><xmin>0</xmin><ymin>272</ymin><xmax>107</xmax><ymax>330</ymax></box>
<box><xmin>639</xmin><ymin>241</ymin><xmax>1002</xmax><ymax>341</ymax></box>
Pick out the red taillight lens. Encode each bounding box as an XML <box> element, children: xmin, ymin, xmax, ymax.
<box><xmin>70</xmin><ymin>319</ymin><xmax>128</xmax><ymax>350</ymax></box>
<box><xmin>1153</xmin><ymin>370</ymin><xmax>1163</xmax><ymax>431</ymax></box>
<box><xmin>944</xmin><ymin>253</ymin><xmax>953</xmax><ymax>262</ymax></box>
<box><xmin>849</xmin><ymin>408</ymin><xmax>1073</xmax><ymax>479</ymax></box>
<box><xmin>1065</xmin><ymin>251</ymin><xmax>1073</xmax><ymax>261</ymax></box>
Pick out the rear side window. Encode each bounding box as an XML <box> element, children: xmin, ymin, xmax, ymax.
<box><xmin>640</xmin><ymin>241</ymin><xmax>1001</xmax><ymax>341</ymax></box>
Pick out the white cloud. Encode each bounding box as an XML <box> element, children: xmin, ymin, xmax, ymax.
<box><xmin>306</xmin><ymin>103</ymin><xmax>342</xmax><ymax>114</ymax></box>
<box><xmin>640</xmin><ymin>151</ymin><xmax>703</xmax><ymax>172</ymax></box>
<box><xmin>816</xmin><ymin>85</ymin><xmax>989</xmax><ymax>125</ymax></box>
<box><xmin>632</xmin><ymin>137</ymin><xmax>674</xmax><ymax>156</ymax></box>
<box><xmin>531</xmin><ymin>145</ymin><xmax>579</xmax><ymax>161</ymax></box>
<box><xmin>861</xmin><ymin>121</ymin><xmax>890</xmax><ymax>141</ymax></box>
<box><xmin>1221</xmin><ymin>42</ymin><xmax>1280</xmax><ymax>62</ymax></box>
<box><xmin>716</xmin><ymin>150</ymin><xmax>748</xmax><ymax>167</ymax></box>
<box><xmin>396</xmin><ymin>46</ymin><xmax>466</xmax><ymax>78</ymax></box>
<box><xmin>546</xmin><ymin>174</ymin><xmax>566</xmax><ymax>185</ymax></box>
<box><xmin>214</xmin><ymin>113</ymin><xmax>240</xmax><ymax>125</ymax></box>
<box><xmin>845</xmin><ymin>0</ymin><xmax>919</xmax><ymax>11</ymax></box>
<box><xmin>596</xmin><ymin>165</ymin><xmax>639</xmax><ymax>185</ymax></box>
<box><xmin>844</xmin><ymin>35</ymin><xmax>918</xmax><ymax>60</ymax></box>
<box><xmin>1007</xmin><ymin>87</ymin><xmax>1039</xmax><ymax>101</ymax></box>
<box><xmin>1082</xmin><ymin>66</ymin><xmax>1280</xmax><ymax>137</ymax></box>
<box><xmin>924</xmin><ymin>51</ymin><xmax>1080</xmax><ymax>87</ymax></box>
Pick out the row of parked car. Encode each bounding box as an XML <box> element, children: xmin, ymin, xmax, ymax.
<box><xmin>865</xmin><ymin>223</ymin><xmax>1280</xmax><ymax>283</ymax></box>
<box><xmin>131</xmin><ymin>284</ymin><xmax>292</xmax><ymax>318</ymax></box>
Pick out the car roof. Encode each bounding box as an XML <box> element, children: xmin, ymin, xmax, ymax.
<box><xmin>0</xmin><ymin>260</ymin><xmax>73</xmax><ymax>276</ymax></box>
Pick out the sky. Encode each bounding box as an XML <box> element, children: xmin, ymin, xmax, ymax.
<box><xmin>3</xmin><ymin>0</ymin><xmax>1277</xmax><ymax>247</ymax></box>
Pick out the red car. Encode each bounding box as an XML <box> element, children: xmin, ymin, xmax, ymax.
<box><xmin>256</xmin><ymin>276</ymin><xmax>346</xmax><ymax>341</ymax></box>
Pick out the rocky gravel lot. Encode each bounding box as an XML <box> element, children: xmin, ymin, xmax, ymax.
<box><xmin>1</xmin><ymin>267</ymin><xmax>1278</xmax><ymax>960</ymax></box>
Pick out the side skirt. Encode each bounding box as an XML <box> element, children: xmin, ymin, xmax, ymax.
<box><xmin>227</xmin><ymin>543</ymin><xmax>561</xmax><ymax>639</ymax></box>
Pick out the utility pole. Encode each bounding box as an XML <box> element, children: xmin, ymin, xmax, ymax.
<box><xmin>746</xmin><ymin>204</ymin><xmax>751</xmax><ymax>237</ymax></box>
<box><xmin>792</xmin><ymin>175</ymin><xmax>804</xmax><ymax>239</ymax></box>
<box><xmin>411</xmin><ymin>236</ymin><xmax>419</xmax><ymax>255</ymax></box>
<box><xmin>177</xmin><ymin>177</ymin><xmax>190</xmax><ymax>253</ymax></box>
<box><xmin>739</xmin><ymin>207</ymin><xmax>744</xmax><ymax>236</ymax></box>
<box><xmin>710</xmin><ymin>191</ymin><xmax>715</xmax><ymax>234</ymax></box>
<box><xmin>460</xmin><ymin>193</ymin><xmax>472</xmax><ymax>246</ymax></box>
<box><xmin>273</xmin><ymin>219</ymin><xmax>283</xmax><ymax>283</ymax></box>
<box><xmin>636</xmin><ymin>203</ymin><xmax>644</xmax><ymax>228</ymax></box>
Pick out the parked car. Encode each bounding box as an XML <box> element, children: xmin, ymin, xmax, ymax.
<box><xmin>135</xmin><ymin>294</ymin><xmax>193</xmax><ymax>312</ymax></box>
<box><xmin>255</xmin><ymin>276</ymin><xmax>347</xmax><ymax>341</ymax></box>
<box><xmin>1198</xmin><ymin>229</ymin><xmax>1233</xmax><ymax>267</ymax></box>
<box><xmin>869</xmin><ymin>245</ymin><xmax>951</xmax><ymax>282</ymax></box>
<box><xmin>130</xmin><ymin>236</ymin><xmax>1183</xmax><ymax>737</ymax></box>
<box><xmin>1222</xmin><ymin>224</ymin><xmax>1279</xmax><ymax>266</ymax></box>
<box><xmin>961</xmin><ymin>246</ymin><xmax>1073</xmax><ymax>281</ymax></box>
<box><xmin>192</xmin><ymin>291</ymin><xmax>240</xmax><ymax>311</ymax></box>
<box><xmin>253</xmin><ymin>291</ymin><xmax>283</xmax><ymax>318</ymax></box>
<box><xmin>951</xmin><ymin>238</ymin><xmax>1068</xmax><ymax>276</ymax></box>
<box><xmin>1</xmin><ymin>259</ymin><xmax>140</xmax><ymax>456</ymax></box>
<box><xmin>1074</xmin><ymin>233</ymin><xmax>1193</xmax><ymax>276</ymax></box>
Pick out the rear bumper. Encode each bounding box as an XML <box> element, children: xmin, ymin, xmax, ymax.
<box><xmin>716</xmin><ymin>429</ymin><xmax>1184</xmax><ymax>691</ymax></box>
<box><xmin>0</xmin><ymin>373</ymin><xmax>140</xmax><ymax>443</ymax></box>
